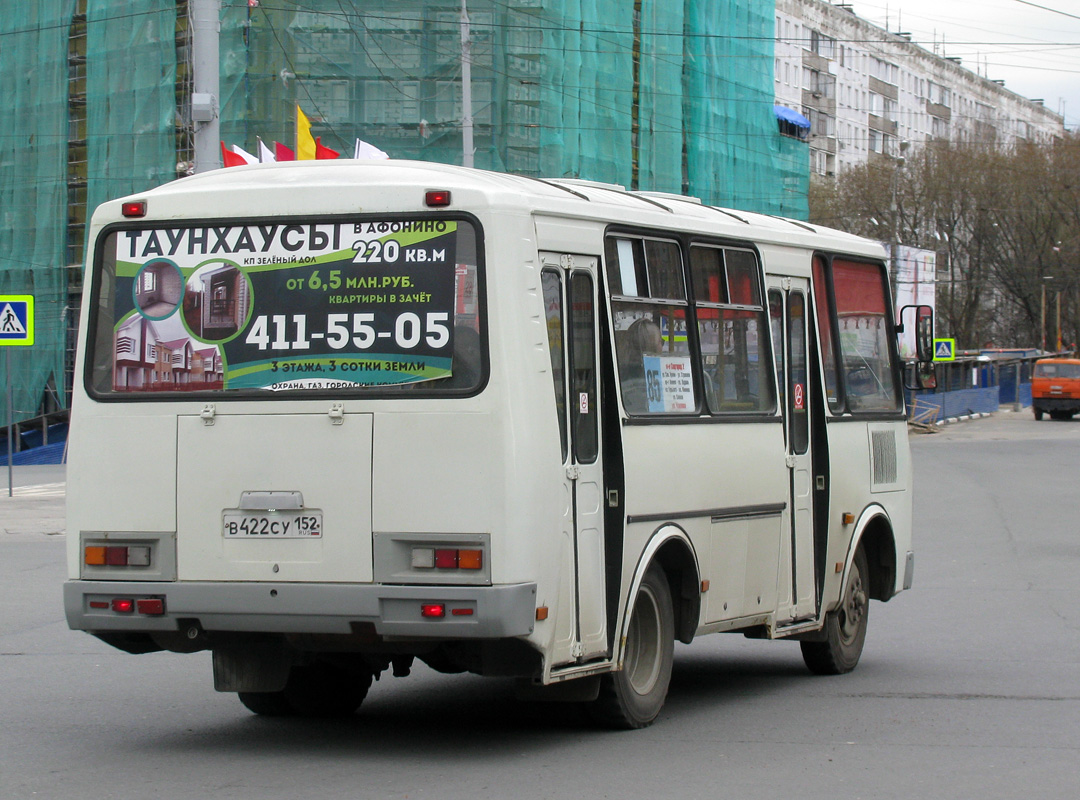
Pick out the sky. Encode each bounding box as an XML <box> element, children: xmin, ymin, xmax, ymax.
<box><xmin>847</xmin><ymin>0</ymin><xmax>1080</xmax><ymax>129</ymax></box>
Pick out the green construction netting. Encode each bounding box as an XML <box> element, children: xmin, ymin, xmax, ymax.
<box><xmin>2</xmin><ymin>0</ymin><xmax>807</xmax><ymax>427</ymax></box>
<box><xmin>85</xmin><ymin>1</ymin><xmax>178</xmax><ymax>218</ymax></box>
<box><xmin>0</xmin><ymin>1</ymin><xmax>74</xmax><ymax>428</ymax></box>
<box><xmin>219</xmin><ymin>0</ymin><xmax>806</xmax><ymax>212</ymax></box>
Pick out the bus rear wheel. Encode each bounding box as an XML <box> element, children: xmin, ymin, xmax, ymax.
<box><xmin>801</xmin><ymin>546</ymin><xmax>869</xmax><ymax>675</ymax></box>
<box><xmin>588</xmin><ymin>565</ymin><xmax>674</xmax><ymax>729</ymax></box>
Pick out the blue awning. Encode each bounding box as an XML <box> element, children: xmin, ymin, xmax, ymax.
<box><xmin>773</xmin><ymin>105</ymin><xmax>811</xmax><ymax>128</ymax></box>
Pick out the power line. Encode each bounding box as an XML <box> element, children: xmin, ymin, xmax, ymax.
<box><xmin>1009</xmin><ymin>0</ymin><xmax>1080</xmax><ymax>22</ymax></box>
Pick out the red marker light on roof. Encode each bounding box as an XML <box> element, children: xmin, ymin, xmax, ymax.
<box><xmin>121</xmin><ymin>201</ymin><xmax>146</xmax><ymax>218</ymax></box>
<box><xmin>425</xmin><ymin>190</ymin><xmax>451</xmax><ymax>207</ymax></box>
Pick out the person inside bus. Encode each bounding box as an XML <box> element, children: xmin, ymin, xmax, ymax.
<box><xmin>618</xmin><ymin>316</ymin><xmax>663</xmax><ymax>413</ymax></box>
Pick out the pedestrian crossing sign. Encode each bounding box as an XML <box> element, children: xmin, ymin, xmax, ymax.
<box><xmin>0</xmin><ymin>295</ymin><xmax>34</xmax><ymax>346</ymax></box>
<box><xmin>932</xmin><ymin>337</ymin><xmax>955</xmax><ymax>361</ymax></box>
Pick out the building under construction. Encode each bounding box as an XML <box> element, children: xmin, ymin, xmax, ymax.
<box><xmin>0</xmin><ymin>0</ymin><xmax>807</xmax><ymax>430</ymax></box>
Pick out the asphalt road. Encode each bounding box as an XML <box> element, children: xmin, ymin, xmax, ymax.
<box><xmin>1</xmin><ymin>411</ymin><xmax>1078</xmax><ymax>799</ymax></box>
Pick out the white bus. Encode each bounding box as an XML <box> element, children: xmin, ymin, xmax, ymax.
<box><xmin>65</xmin><ymin>160</ymin><xmax>922</xmax><ymax>728</ymax></box>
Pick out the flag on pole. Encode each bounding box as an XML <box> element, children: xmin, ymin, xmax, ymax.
<box><xmin>221</xmin><ymin>141</ymin><xmax>247</xmax><ymax>168</ymax></box>
<box><xmin>258</xmin><ymin>138</ymin><xmax>276</xmax><ymax>163</ymax></box>
<box><xmin>353</xmin><ymin>139</ymin><xmax>390</xmax><ymax>159</ymax></box>
<box><xmin>296</xmin><ymin>106</ymin><xmax>316</xmax><ymax>160</ymax></box>
<box><xmin>315</xmin><ymin>137</ymin><xmax>339</xmax><ymax>160</ymax></box>
<box><xmin>275</xmin><ymin>142</ymin><xmax>295</xmax><ymax>162</ymax></box>
<box><xmin>231</xmin><ymin>144</ymin><xmax>258</xmax><ymax>165</ymax></box>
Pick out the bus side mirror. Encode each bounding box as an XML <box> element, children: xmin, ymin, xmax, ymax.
<box><xmin>898</xmin><ymin>304</ymin><xmax>935</xmax><ymax>362</ymax></box>
<box><xmin>903</xmin><ymin>360</ymin><xmax>937</xmax><ymax>391</ymax></box>
<box><xmin>916</xmin><ymin>362</ymin><xmax>937</xmax><ymax>390</ymax></box>
<box><xmin>898</xmin><ymin>305</ymin><xmax>936</xmax><ymax>391</ymax></box>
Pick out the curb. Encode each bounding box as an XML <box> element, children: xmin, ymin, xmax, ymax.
<box><xmin>936</xmin><ymin>411</ymin><xmax>994</xmax><ymax>426</ymax></box>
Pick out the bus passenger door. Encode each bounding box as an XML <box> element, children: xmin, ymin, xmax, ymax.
<box><xmin>541</xmin><ymin>254</ymin><xmax>607</xmax><ymax>663</ymax></box>
<box><xmin>770</xmin><ymin>280</ymin><xmax>817</xmax><ymax>622</ymax></box>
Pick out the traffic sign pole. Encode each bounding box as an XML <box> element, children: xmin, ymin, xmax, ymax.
<box><xmin>6</xmin><ymin>348</ymin><xmax>12</xmax><ymax>497</ymax></box>
<box><xmin>1</xmin><ymin>294</ymin><xmax>36</xmax><ymax>496</ymax></box>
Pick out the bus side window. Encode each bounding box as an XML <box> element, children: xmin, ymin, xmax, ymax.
<box><xmin>814</xmin><ymin>256</ymin><xmax>901</xmax><ymax>413</ymax></box>
<box><xmin>830</xmin><ymin>259</ymin><xmax>901</xmax><ymax>412</ymax></box>
<box><xmin>606</xmin><ymin>235</ymin><xmax>696</xmax><ymax>415</ymax></box>
<box><xmin>812</xmin><ymin>255</ymin><xmax>843</xmax><ymax>412</ymax></box>
<box><xmin>689</xmin><ymin>245</ymin><xmax>775</xmax><ymax>414</ymax></box>
<box><xmin>542</xmin><ymin>269</ymin><xmax>568</xmax><ymax>462</ymax></box>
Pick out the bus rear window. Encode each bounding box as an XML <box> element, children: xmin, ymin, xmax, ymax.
<box><xmin>87</xmin><ymin>217</ymin><xmax>483</xmax><ymax>397</ymax></box>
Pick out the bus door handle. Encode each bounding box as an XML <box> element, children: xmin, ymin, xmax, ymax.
<box><xmin>565</xmin><ymin>465</ymin><xmax>580</xmax><ymax>481</ymax></box>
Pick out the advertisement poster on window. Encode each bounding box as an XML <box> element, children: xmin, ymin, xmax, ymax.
<box><xmin>106</xmin><ymin>220</ymin><xmax>460</xmax><ymax>392</ymax></box>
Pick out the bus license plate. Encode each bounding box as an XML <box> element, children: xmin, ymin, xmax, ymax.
<box><xmin>223</xmin><ymin>510</ymin><xmax>323</xmax><ymax>538</ymax></box>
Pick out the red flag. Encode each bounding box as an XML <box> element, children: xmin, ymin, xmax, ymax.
<box><xmin>275</xmin><ymin>142</ymin><xmax>295</xmax><ymax>162</ymax></box>
<box><xmin>315</xmin><ymin>137</ymin><xmax>339</xmax><ymax>160</ymax></box>
<box><xmin>221</xmin><ymin>141</ymin><xmax>247</xmax><ymax>168</ymax></box>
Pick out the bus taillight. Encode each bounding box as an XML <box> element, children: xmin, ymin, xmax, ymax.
<box><xmin>411</xmin><ymin>547</ymin><xmax>483</xmax><ymax>570</ymax></box>
<box><xmin>85</xmin><ymin>545</ymin><xmax>151</xmax><ymax>567</ymax></box>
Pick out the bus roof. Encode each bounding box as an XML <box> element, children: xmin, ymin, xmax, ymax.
<box><xmin>93</xmin><ymin>159</ymin><xmax>885</xmax><ymax>259</ymax></box>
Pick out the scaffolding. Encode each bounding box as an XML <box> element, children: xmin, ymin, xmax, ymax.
<box><xmin>1</xmin><ymin>0</ymin><xmax>807</xmax><ymax>427</ymax></box>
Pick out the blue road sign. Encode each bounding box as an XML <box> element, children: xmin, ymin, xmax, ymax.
<box><xmin>0</xmin><ymin>296</ymin><xmax>34</xmax><ymax>346</ymax></box>
<box><xmin>932</xmin><ymin>337</ymin><xmax>955</xmax><ymax>361</ymax></box>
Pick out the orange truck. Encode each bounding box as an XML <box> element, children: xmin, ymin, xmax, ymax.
<box><xmin>1031</xmin><ymin>357</ymin><xmax>1080</xmax><ymax>420</ymax></box>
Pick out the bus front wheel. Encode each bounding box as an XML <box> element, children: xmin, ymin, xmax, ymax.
<box><xmin>588</xmin><ymin>564</ymin><xmax>674</xmax><ymax>729</ymax></box>
<box><xmin>801</xmin><ymin>546</ymin><xmax>869</xmax><ymax>675</ymax></box>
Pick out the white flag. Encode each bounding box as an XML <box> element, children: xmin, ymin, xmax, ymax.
<box><xmin>353</xmin><ymin>139</ymin><xmax>390</xmax><ymax>160</ymax></box>
<box><xmin>258</xmin><ymin>138</ymin><xmax>276</xmax><ymax>163</ymax></box>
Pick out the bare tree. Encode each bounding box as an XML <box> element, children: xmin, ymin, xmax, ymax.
<box><xmin>810</xmin><ymin>139</ymin><xmax>1080</xmax><ymax>351</ymax></box>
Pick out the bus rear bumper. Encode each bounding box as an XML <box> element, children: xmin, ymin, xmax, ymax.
<box><xmin>64</xmin><ymin>580</ymin><xmax>538</xmax><ymax>640</ymax></box>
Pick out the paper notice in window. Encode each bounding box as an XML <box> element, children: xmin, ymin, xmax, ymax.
<box><xmin>643</xmin><ymin>355</ymin><xmax>695</xmax><ymax>413</ymax></box>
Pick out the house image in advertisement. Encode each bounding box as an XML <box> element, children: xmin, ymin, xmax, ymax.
<box><xmin>158</xmin><ymin>338</ymin><xmax>194</xmax><ymax>386</ymax></box>
<box><xmin>114</xmin><ymin>316</ymin><xmax>159</xmax><ymax>390</ymax></box>
<box><xmin>192</xmin><ymin>347</ymin><xmax>223</xmax><ymax>387</ymax></box>
<box><xmin>114</xmin><ymin>316</ymin><xmax>217</xmax><ymax>391</ymax></box>
<box><xmin>134</xmin><ymin>260</ymin><xmax>183</xmax><ymax>318</ymax></box>
<box><xmin>183</xmin><ymin>263</ymin><xmax>250</xmax><ymax>341</ymax></box>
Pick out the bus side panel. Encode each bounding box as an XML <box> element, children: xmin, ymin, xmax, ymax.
<box><xmin>823</xmin><ymin>419</ymin><xmax>912</xmax><ymax>603</ymax></box>
<box><xmin>619</xmin><ymin>421</ymin><xmax>788</xmax><ymax>628</ymax></box>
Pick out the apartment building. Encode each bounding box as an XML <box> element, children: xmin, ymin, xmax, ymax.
<box><xmin>774</xmin><ymin>0</ymin><xmax>1066</xmax><ymax>177</ymax></box>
